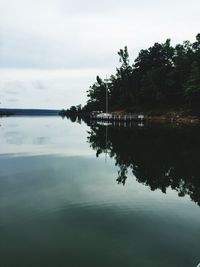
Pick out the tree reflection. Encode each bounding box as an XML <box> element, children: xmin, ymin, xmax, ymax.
<box><xmin>87</xmin><ymin>123</ymin><xmax>200</xmax><ymax>206</ymax></box>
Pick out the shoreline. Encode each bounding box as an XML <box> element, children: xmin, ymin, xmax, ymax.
<box><xmin>148</xmin><ymin>115</ymin><xmax>199</xmax><ymax>125</ymax></box>
<box><xmin>90</xmin><ymin>109</ymin><xmax>200</xmax><ymax>126</ymax></box>
<box><xmin>0</xmin><ymin>112</ymin><xmax>12</xmax><ymax>117</ymax></box>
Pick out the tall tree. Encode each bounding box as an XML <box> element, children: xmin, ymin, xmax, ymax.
<box><xmin>184</xmin><ymin>61</ymin><xmax>200</xmax><ymax>106</ymax></box>
<box><xmin>84</xmin><ymin>33</ymin><xmax>200</xmax><ymax>112</ymax></box>
<box><xmin>109</xmin><ymin>46</ymin><xmax>133</xmax><ymax>109</ymax></box>
<box><xmin>86</xmin><ymin>76</ymin><xmax>108</xmax><ymax>111</ymax></box>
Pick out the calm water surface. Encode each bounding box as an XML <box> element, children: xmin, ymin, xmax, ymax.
<box><xmin>0</xmin><ymin>116</ymin><xmax>199</xmax><ymax>267</ymax></box>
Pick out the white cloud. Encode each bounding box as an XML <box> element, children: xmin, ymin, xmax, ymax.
<box><xmin>0</xmin><ymin>0</ymin><xmax>199</xmax><ymax>107</ymax></box>
<box><xmin>0</xmin><ymin>68</ymin><xmax>111</xmax><ymax>109</ymax></box>
<box><xmin>0</xmin><ymin>0</ymin><xmax>200</xmax><ymax>69</ymax></box>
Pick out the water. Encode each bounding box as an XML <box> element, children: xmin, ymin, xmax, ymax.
<box><xmin>0</xmin><ymin>116</ymin><xmax>199</xmax><ymax>267</ymax></box>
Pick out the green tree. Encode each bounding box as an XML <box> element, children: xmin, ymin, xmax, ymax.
<box><xmin>109</xmin><ymin>46</ymin><xmax>133</xmax><ymax>109</ymax></box>
<box><xmin>84</xmin><ymin>33</ymin><xmax>200</xmax><ymax>112</ymax></box>
<box><xmin>134</xmin><ymin>39</ymin><xmax>176</xmax><ymax>106</ymax></box>
<box><xmin>86</xmin><ymin>76</ymin><xmax>108</xmax><ymax>111</ymax></box>
<box><xmin>184</xmin><ymin>61</ymin><xmax>200</xmax><ymax>105</ymax></box>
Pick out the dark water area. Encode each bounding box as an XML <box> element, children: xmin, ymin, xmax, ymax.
<box><xmin>0</xmin><ymin>117</ymin><xmax>199</xmax><ymax>267</ymax></box>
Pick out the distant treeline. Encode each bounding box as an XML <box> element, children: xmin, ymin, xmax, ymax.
<box><xmin>59</xmin><ymin>105</ymin><xmax>83</xmax><ymax>117</ymax></box>
<box><xmin>61</xmin><ymin>33</ymin><xmax>200</xmax><ymax>115</ymax></box>
<box><xmin>0</xmin><ymin>109</ymin><xmax>60</xmax><ymax>116</ymax></box>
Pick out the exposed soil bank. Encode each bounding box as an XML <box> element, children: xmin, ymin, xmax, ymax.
<box><xmin>112</xmin><ymin>108</ymin><xmax>200</xmax><ymax>125</ymax></box>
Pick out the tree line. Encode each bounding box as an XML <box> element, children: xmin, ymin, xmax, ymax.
<box><xmin>87</xmin><ymin>33</ymin><xmax>200</xmax><ymax>112</ymax></box>
<box><xmin>61</xmin><ymin>33</ymin><xmax>200</xmax><ymax>116</ymax></box>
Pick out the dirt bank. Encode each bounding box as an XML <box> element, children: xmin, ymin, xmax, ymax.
<box><xmin>112</xmin><ymin>109</ymin><xmax>200</xmax><ymax>125</ymax></box>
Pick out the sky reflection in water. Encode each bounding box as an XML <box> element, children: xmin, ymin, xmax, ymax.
<box><xmin>0</xmin><ymin>117</ymin><xmax>199</xmax><ymax>267</ymax></box>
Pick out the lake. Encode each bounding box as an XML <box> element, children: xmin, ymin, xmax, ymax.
<box><xmin>0</xmin><ymin>116</ymin><xmax>199</xmax><ymax>267</ymax></box>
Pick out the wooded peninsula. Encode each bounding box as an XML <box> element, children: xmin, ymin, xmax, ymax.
<box><xmin>61</xmin><ymin>33</ymin><xmax>200</xmax><ymax>124</ymax></box>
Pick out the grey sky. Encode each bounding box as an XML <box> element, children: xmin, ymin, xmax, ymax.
<box><xmin>0</xmin><ymin>0</ymin><xmax>200</xmax><ymax>108</ymax></box>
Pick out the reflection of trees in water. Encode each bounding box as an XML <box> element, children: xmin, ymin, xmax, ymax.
<box><xmin>61</xmin><ymin>114</ymin><xmax>82</xmax><ymax>124</ymax></box>
<box><xmin>87</xmin><ymin>123</ymin><xmax>200</xmax><ymax>206</ymax></box>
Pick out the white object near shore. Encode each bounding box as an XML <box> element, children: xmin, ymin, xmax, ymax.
<box><xmin>96</xmin><ymin>113</ymin><xmax>112</xmax><ymax>119</ymax></box>
<box><xmin>138</xmin><ymin>115</ymin><xmax>145</xmax><ymax>120</ymax></box>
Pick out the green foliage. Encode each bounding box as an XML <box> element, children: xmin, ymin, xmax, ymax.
<box><xmin>109</xmin><ymin>46</ymin><xmax>133</xmax><ymax>108</ymax></box>
<box><xmin>83</xmin><ymin>33</ymin><xmax>200</xmax><ymax>111</ymax></box>
<box><xmin>59</xmin><ymin>104</ymin><xmax>83</xmax><ymax>119</ymax></box>
<box><xmin>184</xmin><ymin>61</ymin><xmax>200</xmax><ymax>105</ymax></box>
<box><xmin>86</xmin><ymin>76</ymin><xmax>108</xmax><ymax>111</ymax></box>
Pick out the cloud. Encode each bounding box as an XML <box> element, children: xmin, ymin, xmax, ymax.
<box><xmin>0</xmin><ymin>0</ymin><xmax>199</xmax><ymax>69</ymax></box>
<box><xmin>32</xmin><ymin>81</ymin><xmax>46</xmax><ymax>91</ymax></box>
<box><xmin>5</xmin><ymin>89</ymin><xmax>19</xmax><ymax>95</ymax></box>
<box><xmin>5</xmin><ymin>98</ymin><xmax>18</xmax><ymax>103</ymax></box>
<box><xmin>0</xmin><ymin>68</ymin><xmax>110</xmax><ymax>109</ymax></box>
<box><xmin>0</xmin><ymin>0</ymin><xmax>199</xmax><ymax>108</ymax></box>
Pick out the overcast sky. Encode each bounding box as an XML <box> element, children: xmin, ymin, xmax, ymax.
<box><xmin>0</xmin><ymin>0</ymin><xmax>200</xmax><ymax>109</ymax></box>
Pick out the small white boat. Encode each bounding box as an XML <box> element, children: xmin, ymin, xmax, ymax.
<box><xmin>96</xmin><ymin>113</ymin><xmax>112</xmax><ymax>120</ymax></box>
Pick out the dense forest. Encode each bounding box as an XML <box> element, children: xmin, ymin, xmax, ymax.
<box><xmin>61</xmin><ymin>33</ymin><xmax>200</xmax><ymax>116</ymax></box>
